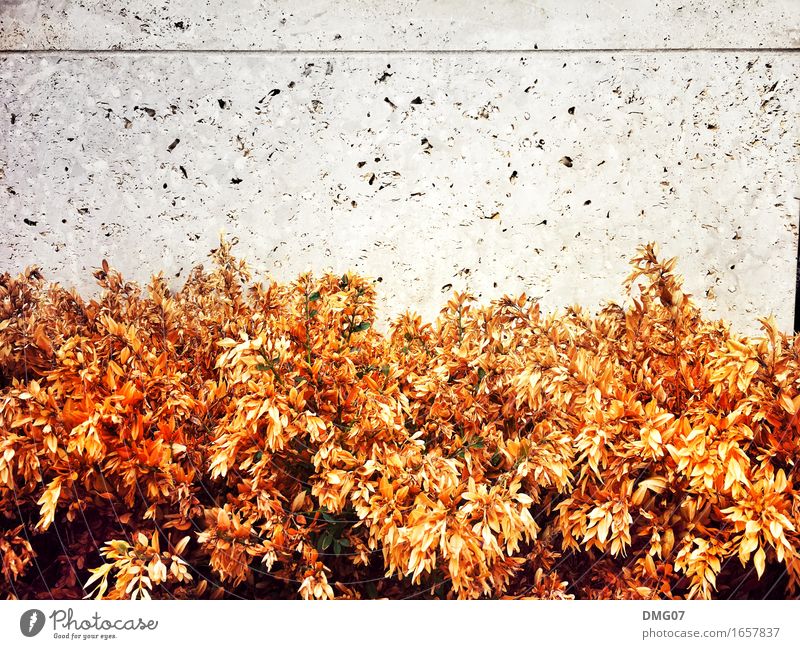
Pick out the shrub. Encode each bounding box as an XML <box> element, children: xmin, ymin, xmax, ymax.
<box><xmin>0</xmin><ymin>239</ymin><xmax>798</xmax><ymax>600</ymax></box>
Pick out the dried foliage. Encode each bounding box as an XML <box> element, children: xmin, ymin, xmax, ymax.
<box><xmin>1</xmin><ymin>239</ymin><xmax>799</xmax><ymax>600</ymax></box>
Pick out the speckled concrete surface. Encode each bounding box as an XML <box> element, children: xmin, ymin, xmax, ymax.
<box><xmin>1</xmin><ymin>51</ymin><xmax>797</xmax><ymax>334</ymax></box>
<box><xmin>1</xmin><ymin>0</ymin><xmax>799</xmax><ymax>50</ymax></box>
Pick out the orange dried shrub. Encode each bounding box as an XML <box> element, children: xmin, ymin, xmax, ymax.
<box><xmin>83</xmin><ymin>531</ymin><xmax>192</xmax><ymax>600</ymax></box>
<box><xmin>0</xmin><ymin>238</ymin><xmax>799</xmax><ymax>600</ymax></box>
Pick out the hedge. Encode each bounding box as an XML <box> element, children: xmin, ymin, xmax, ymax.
<box><xmin>1</xmin><ymin>239</ymin><xmax>798</xmax><ymax>600</ymax></box>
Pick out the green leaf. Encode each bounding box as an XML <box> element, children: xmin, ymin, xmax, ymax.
<box><xmin>352</xmin><ymin>321</ymin><xmax>371</xmax><ymax>333</ymax></box>
<box><xmin>338</xmin><ymin>538</ymin><xmax>350</xmax><ymax>547</ymax></box>
<box><xmin>319</xmin><ymin>531</ymin><xmax>333</xmax><ymax>551</ymax></box>
<box><xmin>254</xmin><ymin>451</ymin><xmax>263</xmax><ymax>463</ymax></box>
<box><xmin>309</xmin><ymin>309</ymin><xmax>318</xmax><ymax>318</ymax></box>
<box><xmin>490</xmin><ymin>452</ymin><xmax>502</xmax><ymax>466</ymax></box>
<box><xmin>333</xmin><ymin>540</ymin><xmax>342</xmax><ymax>555</ymax></box>
<box><xmin>308</xmin><ymin>291</ymin><xmax>321</xmax><ymax>302</ymax></box>
<box><xmin>478</xmin><ymin>367</ymin><xmax>487</xmax><ymax>382</ymax></box>
<box><xmin>340</xmin><ymin>274</ymin><xmax>349</xmax><ymax>288</ymax></box>
<box><xmin>256</xmin><ymin>364</ymin><xmax>270</xmax><ymax>371</ymax></box>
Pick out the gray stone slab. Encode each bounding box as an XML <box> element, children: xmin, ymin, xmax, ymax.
<box><xmin>1</xmin><ymin>0</ymin><xmax>799</xmax><ymax>51</ymax></box>
<box><xmin>0</xmin><ymin>52</ymin><xmax>798</xmax><ymax>335</ymax></box>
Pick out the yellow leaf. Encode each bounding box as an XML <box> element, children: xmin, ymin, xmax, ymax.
<box><xmin>291</xmin><ymin>490</ymin><xmax>307</xmax><ymax>512</ymax></box>
<box><xmin>173</xmin><ymin>536</ymin><xmax>191</xmax><ymax>555</ymax></box>
<box><xmin>743</xmin><ymin>359</ymin><xmax>759</xmax><ymax>375</ymax></box>
<box><xmin>754</xmin><ymin>547</ymin><xmax>766</xmax><ymax>579</ymax></box>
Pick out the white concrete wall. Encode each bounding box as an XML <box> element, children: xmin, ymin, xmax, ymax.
<box><xmin>1</xmin><ymin>1</ymin><xmax>799</xmax><ymax>334</ymax></box>
<box><xmin>2</xmin><ymin>0</ymin><xmax>799</xmax><ymax>50</ymax></box>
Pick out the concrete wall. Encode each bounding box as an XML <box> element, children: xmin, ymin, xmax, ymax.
<box><xmin>1</xmin><ymin>1</ymin><xmax>799</xmax><ymax>335</ymax></box>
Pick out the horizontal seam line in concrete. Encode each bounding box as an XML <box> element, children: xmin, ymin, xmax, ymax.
<box><xmin>1</xmin><ymin>47</ymin><xmax>800</xmax><ymax>55</ymax></box>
